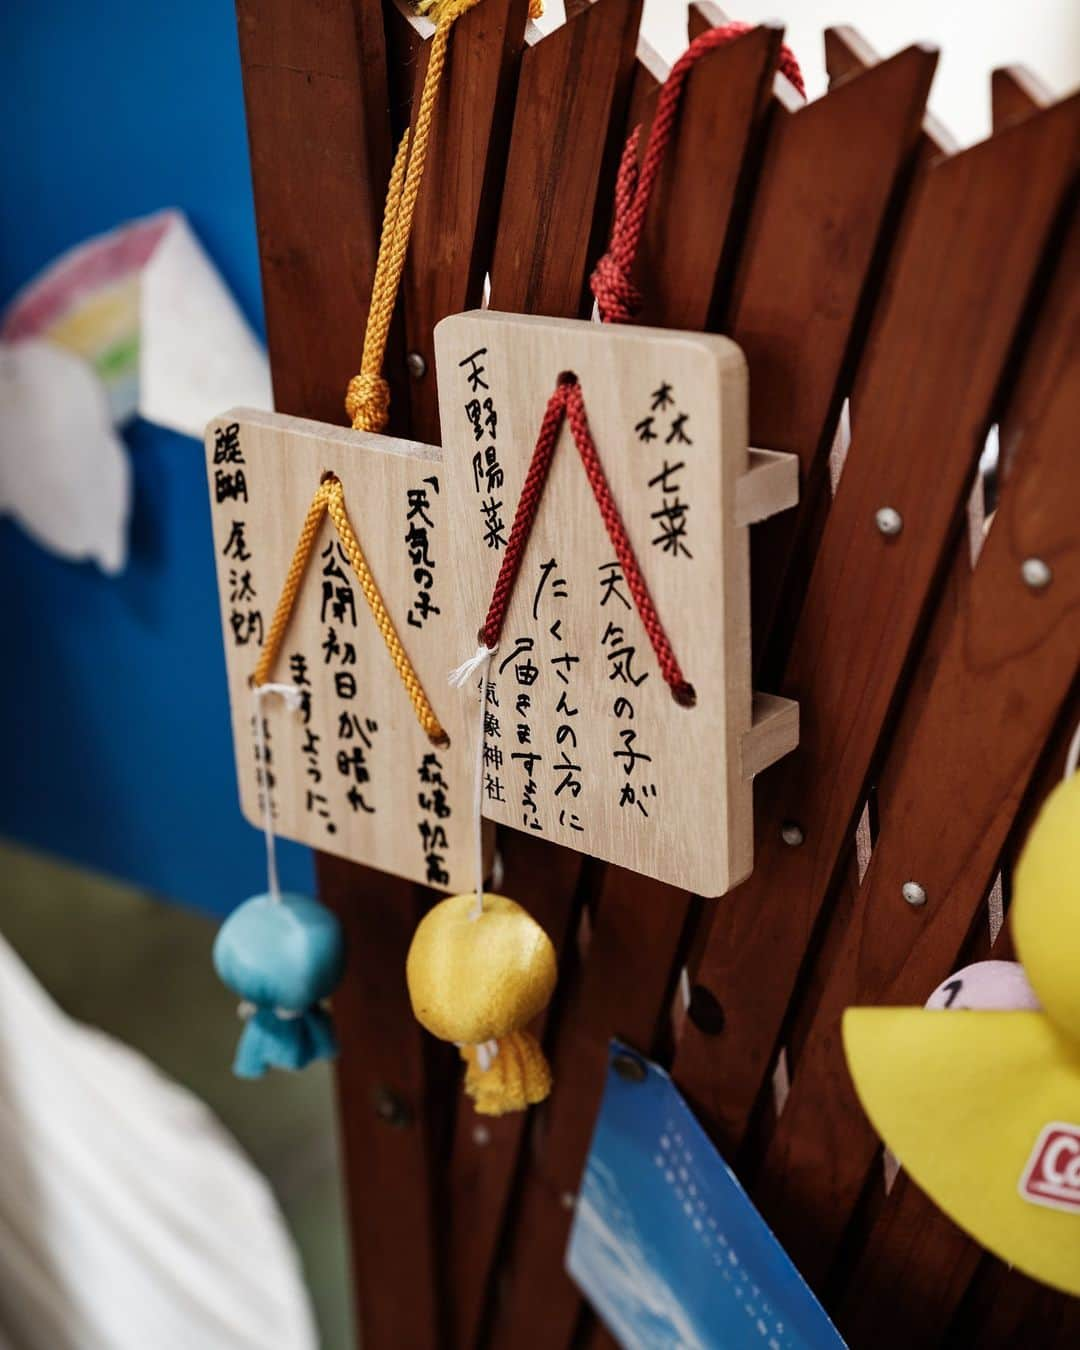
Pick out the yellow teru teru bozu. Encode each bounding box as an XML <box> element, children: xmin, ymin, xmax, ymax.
<box><xmin>406</xmin><ymin>893</ymin><xmax>557</xmax><ymax>1115</ymax></box>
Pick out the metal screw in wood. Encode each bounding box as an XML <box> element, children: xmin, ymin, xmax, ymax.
<box><xmin>1021</xmin><ymin>557</ymin><xmax>1052</xmax><ymax>589</ymax></box>
<box><xmin>902</xmin><ymin>881</ymin><xmax>928</xmax><ymax>908</ymax></box>
<box><xmin>372</xmin><ymin>1086</ymin><xmax>413</xmax><ymax>1127</ymax></box>
<box><xmin>875</xmin><ymin>506</ymin><xmax>903</xmax><ymax>537</ymax></box>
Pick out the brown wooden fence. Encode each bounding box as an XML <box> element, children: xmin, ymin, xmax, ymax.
<box><xmin>231</xmin><ymin>2</ymin><xmax>1080</xmax><ymax>1345</ymax></box>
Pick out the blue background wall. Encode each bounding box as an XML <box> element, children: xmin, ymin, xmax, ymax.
<box><xmin>1</xmin><ymin>0</ymin><xmax>313</xmax><ymax>913</ymax></box>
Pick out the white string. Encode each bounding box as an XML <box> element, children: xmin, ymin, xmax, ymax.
<box><xmin>252</xmin><ymin>682</ymin><xmax>303</xmax><ymax>903</ymax></box>
<box><xmin>1065</xmin><ymin>720</ymin><xmax>1080</xmax><ymax>782</ymax></box>
<box><xmin>449</xmin><ymin>645</ymin><xmax>496</xmax><ymax>920</ymax></box>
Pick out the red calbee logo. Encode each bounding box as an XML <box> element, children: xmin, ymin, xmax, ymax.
<box><xmin>1019</xmin><ymin>1123</ymin><xmax>1080</xmax><ymax>1212</ymax></box>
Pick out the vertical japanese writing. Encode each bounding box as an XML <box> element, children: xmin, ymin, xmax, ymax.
<box><xmin>287</xmin><ymin>650</ymin><xmax>334</xmax><ymax>835</ymax></box>
<box><xmin>480</xmin><ymin>673</ymin><xmax>506</xmax><ymax>808</ymax></box>
<box><xmin>212</xmin><ymin>421</ymin><xmax>271</xmax><ymax>828</ymax></box>
<box><xmin>214</xmin><ymin>423</ymin><xmax>265</xmax><ymax>647</ymax></box>
<box><xmin>635</xmin><ymin>381</ymin><xmax>693</xmax><ymax>559</ymax></box>
<box><xmin>535</xmin><ymin>557</ymin><xmax>585</xmax><ymax>836</ymax></box>
<box><xmin>405</xmin><ymin>476</ymin><xmax>441</xmax><ymax>629</ymax></box>
<box><xmin>599</xmin><ymin>562</ymin><xmax>658</xmax><ymax>820</ymax></box>
<box><xmin>320</xmin><ymin>541</ymin><xmax>377</xmax><ymax>825</ymax></box>
<box><xmin>459</xmin><ymin>347</ymin><xmax>507</xmax><ymax>551</ymax></box>
<box><xmin>498</xmin><ymin>635</ymin><xmax>542</xmax><ymax>832</ymax></box>
<box><xmin>252</xmin><ymin>708</ymin><xmax>278</xmax><ymax>823</ymax></box>
<box><xmin>417</xmin><ymin>750</ymin><xmax>452</xmax><ymax>886</ymax></box>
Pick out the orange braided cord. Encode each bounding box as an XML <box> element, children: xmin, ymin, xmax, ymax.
<box><xmin>252</xmin><ymin>482</ymin><xmax>330</xmax><ymax>690</ymax></box>
<box><xmin>252</xmin><ymin>478</ymin><xmax>446</xmax><ymax>743</ymax></box>
<box><xmin>322</xmin><ymin>478</ymin><xmax>446</xmax><ymax>742</ymax></box>
<box><xmin>346</xmin><ymin>0</ymin><xmax>482</xmax><ymax>433</ymax></box>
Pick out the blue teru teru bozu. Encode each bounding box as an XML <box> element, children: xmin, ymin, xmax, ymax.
<box><xmin>213</xmin><ymin>891</ymin><xmax>345</xmax><ymax>1078</ymax></box>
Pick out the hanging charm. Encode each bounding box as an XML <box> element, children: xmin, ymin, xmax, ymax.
<box><xmin>214</xmin><ymin>890</ymin><xmax>344</xmax><ymax>1079</ymax></box>
<box><xmin>435</xmin><ymin>311</ymin><xmax>799</xmax><ymax>896</ymax></box>
<box><xmin>406</xmin><ymin>639</ymin><xmax>558</xmax><ymax>1115</ymax></box>
<box><xmin>204</xmin><ymin>0</ymin><xmax>495</xmax><ymax>890</ymax></box>
<box><xmin>212</xmin><ymin>683</ymin><xmax>346</xmax><ymax>1078</ymax></box>
<box><xmin>435</xmin><ymin>22</ymin><xmax>804</xmax><ymax>897</ymax></box>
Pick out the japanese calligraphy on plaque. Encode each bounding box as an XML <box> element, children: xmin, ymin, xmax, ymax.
<box><xmin>434</xmin><ymin>312</ymin><xmax>799</xmax><ymax>898</ymax></box>
<box><xmin>205</xmin><ymin>409</ymin><xmax>489</xmax><ymax>892</ymax></box>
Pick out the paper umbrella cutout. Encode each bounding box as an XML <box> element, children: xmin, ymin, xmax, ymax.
<box><xmin>0</xmin><ymin>211</ymin><xmax>270</xmax><ymax>573</ymax></box>
<box><xmin>843</xmin><ymin>768</ymin><xmax>1080</xmax><ymax>1296</ymax></box>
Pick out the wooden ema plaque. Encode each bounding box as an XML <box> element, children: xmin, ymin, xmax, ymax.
<box><xmin>435</xmin><ymin>311</ymin><xmax>799</xmax><ymax>898</ymax></box>
<box><xmin>205</xmin><ymin>410</ymin><xmax>490</xmax><ymax>892</ymax></box>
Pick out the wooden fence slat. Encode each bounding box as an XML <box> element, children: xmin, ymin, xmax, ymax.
<box><xmin>487</xmin><ymin>866</ymin><xmax>693</xmax><ymax>1350</ymax></box>
<box><xmin>398</xmin><ymin>0</ymin><xmax>532</xmax><ymax>439</ymax></box>
<box><xmin>992</xmin><ymin>64</ymin><xmax>1055</xmax><ymax>131</ymax></box>
<box><xmin>488</xmin><ymin>0</ymin><xmax>643</xmax><ymax>319</ymax></box>
<box><xmin>316</xmin><ymin>861</ymin><xmax>448</xmax><ymax>1348</ymax></box>
<box><xmin>834</xmin><ymin>694</ymin><xmax>1080</xmax><ymax>1348</ymax></box>
<box><xmin>760</xmin><ymin>23</ymin><xmax>955</xmax><ymax>1191</ymax></box>
<box><xmin>633</xmin><ymin>23</ymin><xmax>783</xmax><ymax>330</ymax></box>
<box><xmin>445</xmin><ymin>830</ymin><xmax>584</xmax><ymax>1350</ymax></box>
<box><xmin>824</xmin><ymin>66</ymin><xmax>1057</xmax><ymax>1347</ymax></box>
<box><xmin>944</xmin><ymin>1260</ymin><xmax>1080</xmax><ymax>1350</ymax></box>
<box><xmin>236</xmin><ymin>0</ymin><xmax>395</xmax><ymax>425</ymax></box>
<box><xmin>750</xmin><ymin>206</ymin><xmax>1080</xmax><ymax>1285</ymax></box>
<box><xmin>823</xmin><ymin>25</ymin><xmax>958</xmax><ymax>156</ymax></box>
<box><xmin>837</xmin><ymin>1172</ymin><xmax>984</xmax><ymax>1349</ymax></box>
<box><xmin>367</xmin><ymin>10</ymin><xmax>539</xmax><ymax>1346</ymax></box>
<box><xmin>687</xmin><ymin>0</ymin><xmax>722</xmax><ymax>40</ymax></box>
<box><xmin>443</xmin><ymin>14</ymin><xmax>778</xmax><ymax>1345</ymax></box>
<box><xmin>477</xmin><ymin>25</ymin><xmax>800</xmax><ymax>1348</ymax></box>
<box><xmin>671</xmin><ymin>91</ymin><xmax>1080</xmax><ymax>1165</ymax></box>
<box><xmin>235</xmin><ymin>7</ymin><xmax>450</xmax><ymax>1347</ymax></box>
<box><xmin>485</xmin><ymin>35</ymin><xmax>940</xmax><ymax>1349</ymax></box>
<box><xmin>716</xmin><ymin>43</ymin><xmax>938</xmax><ymax>672</ymax></box>
<box><xmin>433</xmin><ymin>9</ymin><xmax>639</xmax><ymax>1345</ymax></box>
<box><xmin>315</xmin><ymin>4</ymin><xmax>532</xmax><ymax>1338</ymax></box>
<box><xmin>625</xmin><ymin>32</ymin><xmax>668</xmax><ymax>134</ymax></box>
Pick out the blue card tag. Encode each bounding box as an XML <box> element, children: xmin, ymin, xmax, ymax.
<box><xmin>566</xmin><ymin>1041</ymin><xmax>847</xmax><ymax>1349</ymax></box>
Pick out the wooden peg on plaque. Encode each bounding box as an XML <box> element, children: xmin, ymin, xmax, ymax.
<box><xmin>205</xmin><ymin>410</ymin><xmax>491</xmax><ymax>892</ymax></box>
<box><xmin>434</xmin><ymin>311</ymin><xmax>798</xmax><ymax>897</ymax></box>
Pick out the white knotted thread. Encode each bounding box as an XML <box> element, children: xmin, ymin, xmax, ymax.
<box><xmin>453</xmin><ymin>1036</ymin><xmax>500</xmax><ymax>1069</ymax></box>
<box><xmin>252</xmin><ymin>682</ymin><xmax>303</xmax><ymax>902</ymax></box>
<box><xmin>1065</xmin><ymin>720</ymin><xmax>1080</xmax><ymax>783</ymax></box>
<box><xmin>448</xmin><ymin>645</ymin><xmax>497</xmax><ymax>921</ymax></box>
<box><xmin>475</xmin><ymin>1039</ymin><xmax>499</xmax><ymax>1071</ymax></box>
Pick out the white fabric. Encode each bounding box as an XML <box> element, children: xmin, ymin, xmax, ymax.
<box><xmin>0</xmin><ymin>931</ymin><xmax>317</xmax><ymax>1350</ymax></box>
<box><xmin>0</xmin><ymin>340</ymin><xmax>130</xmax><ymax>574</ymax></box>
<box><xmin>139</xmin><ymin>213</ymin><xmax>272</xmax><ymax>438</ymax></box>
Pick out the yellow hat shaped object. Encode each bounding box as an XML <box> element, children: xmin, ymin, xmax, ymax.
<box><xmin>406</xmin><ymin>893</ymin><xmax>557</xmax><ymax>1116</ymax></box>
<box><xmin>843</xmin><ymin>769</ymin><xmax>1080</xmax><ymax>1296</ymax></box>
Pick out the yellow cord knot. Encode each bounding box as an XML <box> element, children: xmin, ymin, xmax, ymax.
<box><xmin>346</xmin><ymin>372</ymin><xmax>391</xmax><ymax>434</ymax></box>
<box><xmin>416</xmin><ymin>0</ymin><xmax>541</xmax><ymax>17</ymax></box>
<box><xmin>346</xmin><ymin>0</ymin><xmax>533</xmax><ymax>423</ymax></box>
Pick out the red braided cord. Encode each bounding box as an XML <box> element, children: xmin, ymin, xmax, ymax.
<box><xmin>479</xmin><ymin>380</ymin><xmax>568</xmax><ymax>649</ymax></box>
<box><xmin>591</xmin><ymin>21</ymin><xmax>804</xmax><ymax>323</ymax></box>
<box><xmin>480</xmin><ymin>376</ymin><xmax>694</xmax><ymax>703</ymax></box>
<box><xmin>474</xmin><ymin>23</ymin><xmax>805</xmax><ymax>695</ymax></box>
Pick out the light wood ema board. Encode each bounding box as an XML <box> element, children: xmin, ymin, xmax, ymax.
<box><xmin>434</xmin><ymin>311</ymin><xmax>799</xmax><ymax>897</ymax></box>
<box><xmin>205</xmin><ymin>409</ymin><xmax>491</xmax><ymax>893</ymax></box>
